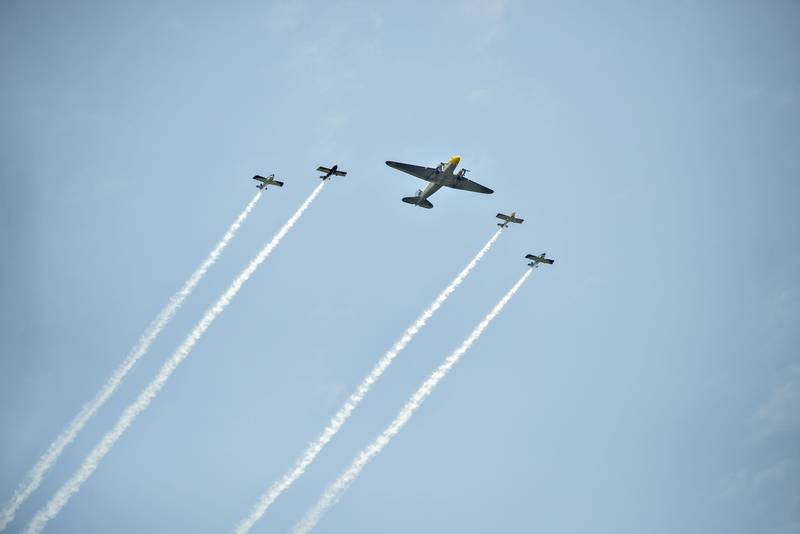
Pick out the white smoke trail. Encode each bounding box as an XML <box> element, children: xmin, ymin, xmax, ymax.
<box><xmin>0</xmin><ymin>191</ymin><xmax>262</xmax><ymax>532</ymax></box>
<box><xmin>235</xmin><ymin>229</ymin><xmax>503</xmax><ymax>534</ymax></box>
<box><xmin>25</xmin><ymin>182</ymin><xmax>325</xmax><ymax>534</ymax></box>
<box><xmin>294</xmin><ymin>268</ymin><xmax>533</xmax><ymax>534</ymax></box>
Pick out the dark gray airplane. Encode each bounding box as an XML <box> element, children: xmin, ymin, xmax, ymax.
<box><xmin>385</xmin><ymin>155</ymin><xmax>493</xmax><ymax>209</ymax></box>
<box><xmin>526</xmin><ymin>253</ymin><xmax>554</xmax><ymax>268</ymax></box>
<box><xmin>317</xmin><ymin>164</ymin><xmax>347</xmax><ymax>180</ymax></box>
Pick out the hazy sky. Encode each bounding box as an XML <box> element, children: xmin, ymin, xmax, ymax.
<box><xmin>1</xmin><ymin>1</ymin><xmax>798</xmax><ymax>533</ymax></box>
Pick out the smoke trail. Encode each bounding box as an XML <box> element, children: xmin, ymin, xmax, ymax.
<box><xmin>294</xmin><ymin>268</ymin><xmax>533</xmax><ymax>534</ymax></box>
<box><xmin>235</xmin><ymin>229</ymin><xmax>503</xmax><ymax>533</ymax></box>
<box><xmin>0</xmin><ymin>191</ymin><xmax>262</xmax><ymax>532</ymax></box>
<box><xmin>25</xmin><ymin>182</ymin><xmax>325</xmax><ymax>534</ymax></box>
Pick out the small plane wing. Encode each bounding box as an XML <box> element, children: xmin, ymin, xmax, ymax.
<box><xmin>333</xmin><ymin>169</ymin><xmax>347</xmax><ymax>176</ymax></box>
<box><xmin>496</xmin><ymin>213</ymin><xmax>524</xmax><ymax>224</ymax></box>
<box><xmin>526</xmin><ymin>253</ymin><xmax>555</xmax><ymax>265</ymax></box>
<box><xmin>385</xmin><ymin>161</ymin><xmax>437</xmax><ymax>181</ymax></box>
<box><xmin>316</xmin><ymin>166</ymin><xmax>332</xmax><ymax>173</ymax></box>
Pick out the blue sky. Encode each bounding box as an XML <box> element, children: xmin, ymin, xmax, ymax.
<box><xmin>1</xmin><ymin>1</ymin><xmax>798</xmax><ymax>533</ymax></box>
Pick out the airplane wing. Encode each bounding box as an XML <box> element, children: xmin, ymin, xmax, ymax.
<box><xmin>316</xmin><ymin>166</ymin><xmax>332</xmax><ymax>173</ymax></box>
<box><xmin>449</xmin><ymin>177</ymin><xmax>494</xmax><ymax>194</ymax></box>
<box><xmin>333</xmin><ymin>170</ymin><xmax>347</xmax><ymax>176</ymax></box>
<box><xmin>386</xmin><ymin>161</ymin><xmax>437</xmax><ymax>181</ymax></box>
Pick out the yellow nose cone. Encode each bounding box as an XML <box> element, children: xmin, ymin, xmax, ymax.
<box><xmin>449</xmin><ymin>155</ymin><xmax>461</xmax><ymax>166</ymax></box>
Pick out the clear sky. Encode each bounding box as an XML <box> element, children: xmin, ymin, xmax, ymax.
<box><xmin>1</xmin><ymin>1</ymin><xmax>798</xmax><ymax>533</ymax></box>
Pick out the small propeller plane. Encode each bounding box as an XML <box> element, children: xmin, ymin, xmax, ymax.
<box><xmin>317</xmin><ymin>164</ymin><xmax>347</xmax><ymax>180</ymax></box>
<box><xmin>496</xmin><ymin>211</ymin><xmax>524</xmax><ymax>228</ymax></box>
<box><xmin>526</xmin><ymin>253</ymin><xmax>555</xmax><ymax>268</ymax></box>
<box><xmin>385</xmin><ymin>156</ymin><xmax>493</xmax><ymax>209</ymax></box>
<box><xmin>253</xmin><ymin>174</ymin><xmax>284</xmax><ymax>190</ymax></box>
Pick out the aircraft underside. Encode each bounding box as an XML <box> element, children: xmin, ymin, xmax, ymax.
<box><xmin>386</xmin><ymin>158</ymin><xmax>493</xmax><ymax>210</ymax></box>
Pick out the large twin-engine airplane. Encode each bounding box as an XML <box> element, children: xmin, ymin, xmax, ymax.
<box><xmin>317</xmin><ymin>164</ymin><xmax>347</xmax><ymax>180</ymax></box>
<box><xmin>253</xmin><ymin>174</ymin><xmax>284</xmax><ymax>190</ymax></box>
<box><xmin>496</xmin><ymin>211</ymin><xmax>524</xmax><ymax>228</ymax></box>
<box><xmin>526</xmin><ymin>253</ymin><xmax>555</xmax><ymax>268</ymax></box>
<box><xmin>385</xmin><ymin>156</ymin><xmax>493</xmax><ymax>209</ymax></box>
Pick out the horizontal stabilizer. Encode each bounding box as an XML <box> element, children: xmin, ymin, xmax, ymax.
<box><xmin>402</xmin><ymin>196</ymin><xmax>434</xmax><ymax>209</ymax></box>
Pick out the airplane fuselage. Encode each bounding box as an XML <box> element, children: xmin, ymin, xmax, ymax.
<box><xmin>415</xmin><ymin>156</ymin><xmax>460</xmax><ymax>204</ymax></box>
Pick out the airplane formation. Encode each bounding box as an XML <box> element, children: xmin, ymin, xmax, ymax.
<box><xmin>1</xmin><ymin>153</ymin><xmax>553</xmax><ymax>534</ymax></box>
<box><xmin>256</xmin><ymin>156</ymin><xmax>555</xmax><ymax>268</ymax></box>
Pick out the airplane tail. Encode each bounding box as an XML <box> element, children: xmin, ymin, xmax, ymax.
<box><xmin>402</xmin><ymin>196</ymin><xmax>434</xmax><ymax>209</ymax></box>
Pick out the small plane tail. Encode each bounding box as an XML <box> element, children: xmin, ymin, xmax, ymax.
<box><xmin>402</xmin><ymin>196</ymin><xmax>434</xmax><ymax>209</ymax></box>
